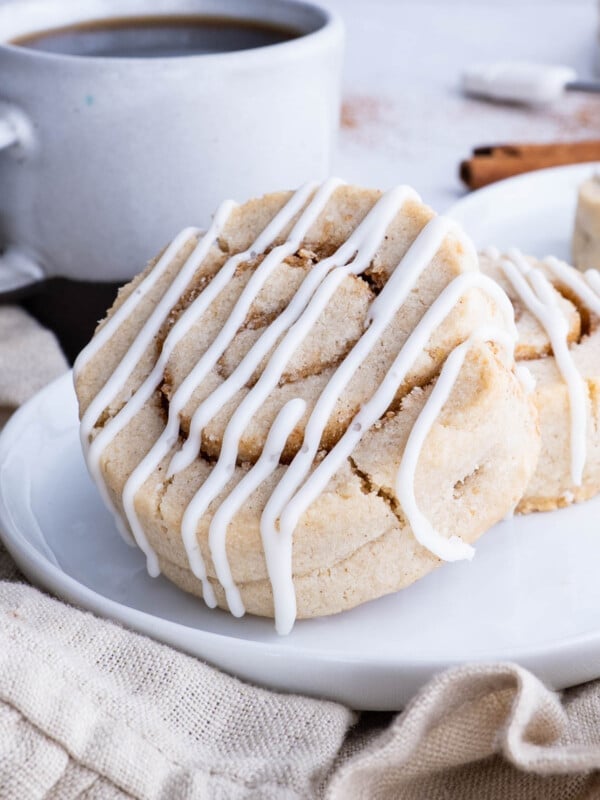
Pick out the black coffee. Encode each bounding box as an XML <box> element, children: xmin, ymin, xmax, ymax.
<box><xmin>10</xmin><ymin>15</ymin><xmax>301</xmax><ymax>58</ymax></box>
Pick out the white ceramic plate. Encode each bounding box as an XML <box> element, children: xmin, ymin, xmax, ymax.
<box><xmin>2</xmin><ymin>372</ymin><xmax>600</xmax><ymax>710</ymax></box>
<box><xmin>2</xmin><ymin>165</ymin><xmax>599</xmax><ymax>711</ymax></box>
<box><xmin>446</xmin><ymin>161</ymin><xmax>600</xmax><ymax>258</ymax></box>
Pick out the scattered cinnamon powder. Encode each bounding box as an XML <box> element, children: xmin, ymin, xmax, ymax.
<box><xmin>551</xmin><ymin>98</ymin><xmax>600</xmax><ymax>137</ymax></box>
<box><xmin>341</xmin><ymin>93</ymin><xmax>385</xmax><ymax>136</ymax></box>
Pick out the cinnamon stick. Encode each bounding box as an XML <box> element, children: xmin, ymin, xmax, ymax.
<box><xmin>460</xmin><ymin>140</ymin><xmax>600</xmax><ymax>190</ymax></box>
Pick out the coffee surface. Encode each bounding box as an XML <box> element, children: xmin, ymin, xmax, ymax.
<box><xmin>11</xmin><ymin>15</ymin><xmax>301</xmax><ymax>58</ymax></box>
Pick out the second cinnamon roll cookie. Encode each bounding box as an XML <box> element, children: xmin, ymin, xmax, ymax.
<box><xmin>480</xmin><ymin>248</ymin><xmax>600</xmax><ymax>513</ymax></box>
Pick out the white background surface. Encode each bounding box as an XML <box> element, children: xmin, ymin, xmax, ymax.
<box><xmin>331</xmin><ymin>0</ymin><xmax>599</xmax><ymax>210</ymax></box>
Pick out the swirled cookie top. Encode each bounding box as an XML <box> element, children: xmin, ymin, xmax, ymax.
<box><xmin>78</xmin><ymin>185</ymin><xmax>493</xmax><ymax>462</ymax></box>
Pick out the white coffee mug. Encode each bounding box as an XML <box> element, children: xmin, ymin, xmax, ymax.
<box><xmin>0</xmin><ymin>0</ymin><xmax>343</xmax><ymax>294</ymax></box>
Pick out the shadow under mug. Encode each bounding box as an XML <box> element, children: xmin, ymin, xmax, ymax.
<box><xmin>0</xmin><ymin>0</ymin><xmax>344</xmax><ymax>360</ymax></box>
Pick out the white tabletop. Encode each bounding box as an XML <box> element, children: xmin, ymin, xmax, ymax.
<box><xmin>330</xmin><ymin>0</ymin><xmax>599</xmax><ymax>210</ymax></box>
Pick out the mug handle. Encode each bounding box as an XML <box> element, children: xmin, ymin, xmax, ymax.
<box><xmin>0</xmin><ymin>247</ymin><xmax>44</xmax><ymax>298</ymax></box>
<box><xmin>0</xmin><ymin>109</ymin><xmax>44</xmax><ymax>298</ymax></box>
<box><xmin>0</xmin><ymin>114</ymin><xmax>18</xmax><ymax>150</ymax></box>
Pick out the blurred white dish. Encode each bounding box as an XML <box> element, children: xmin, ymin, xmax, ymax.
<box><xmin>447</xmin><ymin>162</ymin><xmax>600</xmax><ymax>260</ymax></box>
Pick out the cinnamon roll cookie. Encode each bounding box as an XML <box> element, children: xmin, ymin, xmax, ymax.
<box><xmin>75</xmin><ymin>181</ymin><xmax>538</xmax><ymax>634</ymax></box>
<box><xmin>573</xmin><ymin>175</ymin><xmax>600</xmax><ymax>271</ymax></box>
<box><xmin>480</xmin><ymin>248</ymin><xmax>600</xmax><ymax>513</ymax></box>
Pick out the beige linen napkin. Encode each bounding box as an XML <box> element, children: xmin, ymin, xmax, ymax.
<box><xmin>2</xmin><ymin>305</ymin><xmax>600</xmax><ymax>800</ymax></box>
<box><xmin>0</xmin><ymin>306</ymin><xmax>69</xmax><ymax>426</ymax></box>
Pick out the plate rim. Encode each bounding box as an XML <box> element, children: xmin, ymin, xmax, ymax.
<box><xmin>446</xmin><ymin>160</ymin><xmax>600</xmax><ymax>226</ymax></box>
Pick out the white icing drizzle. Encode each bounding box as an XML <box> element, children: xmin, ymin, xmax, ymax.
<box><xmin>499</xmin><ymin>248</ymin><xmax>587</xmax><ymax>486</ymax></box>
<box><xmin>83</xmin><ymin>180</ymin><xmax>529</xmax><ymax>636</ymax></box>
<box><xmin>79</xmin><ymin>210</ymin><xmax>232</xmax><ymax>452</ymax></box>
<box><xmin>481</xmin><ymin>245</ymin><xmax>501</xmax><ymax>262</ymax></box>
<box><xmin>78</xmin><ymin>204</ymin><xmax>235</xmax><ymax>546</ymax></box>
<box><xmin>515</xmin><ymin>364</ymin><xmax>536</xmax><ymax>395</ymax></box>
<box><xmin>208</xmin><ymin>398</ymin><xmax>306</xmax><ymax>617</ymax></box>
<box><xmin>268</xmin><ymin>271</ymin><xmax>515</xmax><ymax>634</ymax></box>
<box><xmin>117</xmin><ymin>179</ymin><xmax>343</xmax><ymax>593</ymax></box>
<box><xmin>175</xmin><ymin>186</ymin><xmax>421</xmax><ymax>598</ymax></box>
<box><xmin>168</xmin><ymin>184</ymin><xmax>418</xmax><ymax>477</ymax></box>
<box><xmin>543</xmin><ymin>256</ymin><xmax>600</xmax><ymax>317</ymax></box>
<box><xmin>89</xmin><ymin>181</ymin><xmax>323</xmax><ymax>580</ymax></box>
<box><xmin>585</xmin><ymin>268</ymin><xmax>600</xmax><ymax>297</ymax></box>
<box><xmin>73</xmin><ymin>226</ymin><xmax>201</xmax><ymax>381</ymax></box>
<box><xmin>396</xmin><ymin>325</ymin><xmax>515</xmax><ymax>554</ymax></box>
<box><xmin>275</xmin><ymin>273</ymin><xmax>515</xmax><ymax>540</ymax></box>
<box><xmin>73</xmin><ymin>226</ymin><xmax>199</xmax><ymax>543</ymax></box>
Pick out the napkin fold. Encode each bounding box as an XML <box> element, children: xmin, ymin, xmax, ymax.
<box><xmin>1</xmin><ymin>304</ymin><xmax>600</xmax><ymax>800</ymax></box>
<box><xmin>0</xmin><ymin>306</ymin><xmax>69</xmax><ymax>425</ymax></box>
